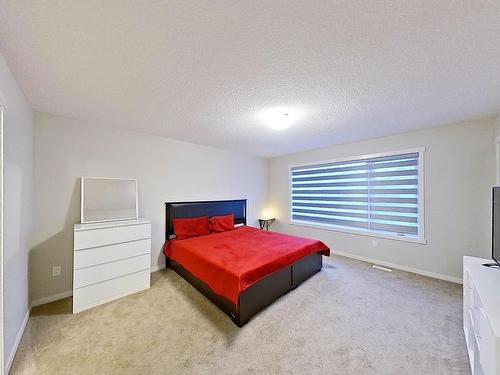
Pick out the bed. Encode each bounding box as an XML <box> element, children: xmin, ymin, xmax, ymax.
<box><xmin>163</xmin><ymin>199</ymin><xmax>330</xmax><ymax>326</ymax></box>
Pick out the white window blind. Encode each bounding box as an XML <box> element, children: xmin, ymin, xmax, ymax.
<box><xmin>290</xmin><ymin>151</ymin><xmax>422</xmax><ymax>238</ymax></box>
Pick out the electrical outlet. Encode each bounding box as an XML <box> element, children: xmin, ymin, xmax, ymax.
<box><xmin>52</xmin><ymin>265</ymin><xmax>61</xmax><ymax>277</ymax></box>
<box><xmin>371</xmin><ymin>239</ymin><xmax>378</xmax><ymax>248</ymax></box>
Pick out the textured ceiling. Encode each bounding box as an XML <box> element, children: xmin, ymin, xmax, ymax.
<box><xmin>0</xmin><ymin>1</ymin><xmax>499</xmax><ymax>157</ymax></box>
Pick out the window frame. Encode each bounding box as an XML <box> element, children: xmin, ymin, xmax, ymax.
<box><xmin>288</xmin><ymin>147</ymin><xmax>426</xmax><ymax>244</ymax></box>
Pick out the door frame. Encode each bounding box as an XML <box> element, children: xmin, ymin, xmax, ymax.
<box><xmin>0</xmin><ymin>99</ymin><xmax>6</xmax><ymax>375</ymax></box>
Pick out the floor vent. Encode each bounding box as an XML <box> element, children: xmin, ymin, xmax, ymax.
<box><xmin>372</xmin><ymin>265</ymin><xmax>392</xmax><ymax>272</ymax></box>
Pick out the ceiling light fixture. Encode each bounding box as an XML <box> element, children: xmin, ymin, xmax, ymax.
<box><xmin>258</xmin><ymin>107</ymin><xmax>301</xmax><ymax>130</ymax></box>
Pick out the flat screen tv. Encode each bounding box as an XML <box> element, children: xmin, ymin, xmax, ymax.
<box><xmin>492</xmin><ymin>187</ymin><xmax>500</xmax><ymax>267</ymax></box>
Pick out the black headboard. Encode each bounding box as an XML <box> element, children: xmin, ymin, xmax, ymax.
<box><xmin>165</xmin><ymin>199</ymin><xmax>247</xmax><ymax>239</ymax></box>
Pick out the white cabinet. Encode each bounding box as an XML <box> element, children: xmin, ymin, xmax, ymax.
<box><xmin>73</xmin><ymin>218</ymin><xmax>151</xmax><ymax>313</ymax></box>
<box><xmin>463</xmin><ymin>256</ymin><xmax>500</xmax><ymax>374</ymax></box>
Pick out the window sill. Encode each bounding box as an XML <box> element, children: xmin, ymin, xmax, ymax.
<box><xmin>288</xmin><ymin>220</ymin><xmax>427</xmax><ymax>245</ymax></box>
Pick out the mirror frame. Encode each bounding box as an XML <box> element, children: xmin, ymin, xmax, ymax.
<box><xmin>80</xmin><ymin>177</ymin><xmax>139</xmax><ymax>224</ymax></box>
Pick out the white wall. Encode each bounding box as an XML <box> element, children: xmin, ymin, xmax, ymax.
<box><xmin>31</xmin><ymin>112</ymin><xmax>268</xmax><ymax>303</ymax></box>
<box><xmin>0</xmin><ymin>53</ymin><xmax>33</xmax><ymax>370</ymax></box>
<box><xmin>268</xmin><ymin>119</ymin><xmax>496</xmax><ymax>281</ymax></box>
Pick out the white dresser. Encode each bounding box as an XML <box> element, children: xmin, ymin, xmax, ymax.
<box><xmin>73</xmin><ymin>218</ymin><xmax>151</xmax><ymax>313</ymax></box>
<box><xmin>463</xmin><ymin>256</ymin><xmax>500</xmax><ymax>375</ymax></box>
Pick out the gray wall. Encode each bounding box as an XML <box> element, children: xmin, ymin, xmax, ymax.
<box><xmin>31</xmin><ymin>112</ymin><xmax>268</xmax><ymax>304</ymax></box>
<box><xmin>268</xmin><ymin>118</ymin><xmax>496</xmax><ymax>281</ymax></box>
<box><xmin>0</xmin><ymin>53</ymin><xmax>33</xmax><ymax>369</ymax></box>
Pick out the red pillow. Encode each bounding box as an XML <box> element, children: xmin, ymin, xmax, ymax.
<box><xmin>209</xmin><ymin>214</ymin><xmax>235</xmax><ymax>232</ymax></box>
<box><xmin>173</xmin><ymin>216</ymin><xmax>210</xmax><ymax>240</ymax></box>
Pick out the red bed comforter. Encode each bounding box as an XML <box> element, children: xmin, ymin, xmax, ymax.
<box><xmin>163</xmin><ymin>226</ymin><xmax>330</xmax><ymax>306</ymax></box>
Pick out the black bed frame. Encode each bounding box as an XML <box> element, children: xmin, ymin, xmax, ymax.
<box><xmin>165</xmin><ymin>199</ymin><xmax>323</xmax><ymax>327</ymax></box>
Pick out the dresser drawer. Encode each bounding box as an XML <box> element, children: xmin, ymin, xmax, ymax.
<box><xmin>74</xmin><ymin>253</ymin><xmax>150</xmax><ymax>288</ymax></box>
<box><xmin>73</xmin><ymin>269</ymin><xmax>150</xmax><ymax>313</ymax></box>
<box><xmin>74</xmin><ymin>223</ymin><xmax>151</xmax><ymax>250</ymax></box>
<box><xmin>74</xmin><ymin>239</ymin><xmax>151</xmax><ymax>269</ymax></box>
<box><xmin>476</xmin><ymin>307</ymin><xmax>496</xmax><ymax>375</ymax></box>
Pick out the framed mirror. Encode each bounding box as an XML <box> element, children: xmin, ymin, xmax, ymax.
<box><xmin>81</xmin><ymin>177</ymin><xmax>138</xmax><ymax>223</ymax></box>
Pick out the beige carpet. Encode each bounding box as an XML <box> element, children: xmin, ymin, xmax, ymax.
<box><xmin>10</xmin><ymin>255</ymin><xmax>470</xmax><ymax>375</ymax></box>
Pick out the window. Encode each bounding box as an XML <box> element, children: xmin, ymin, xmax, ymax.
<box><xmin>290</xmin><ymin>149</ymin><xmax>425</xmax><ymax>242</ymax></box>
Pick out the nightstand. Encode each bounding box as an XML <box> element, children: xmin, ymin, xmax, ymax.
<box><xmin>258</xmin><ymin>218</ymin><xmax>275</xmax><ymax>230</ymax></box>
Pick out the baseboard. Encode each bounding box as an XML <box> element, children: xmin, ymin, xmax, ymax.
<box><xmin>31</xmin><ymin>290</ymin><xmax>73</xmax><ymax>308</ymax></box>
<box><xmin>332</xmin><ymin>250</ymin><xmax>463</xmax><ymax>284</ymax></box>
<box><xmin>5</xmin><ymin>307</ymin><xmax>30</xmax><ymax>374</ymax></box>
<box><xmin>150</xmin><ymin>264</ymin><xmax>164</xmax><ymax>272</ymax></box>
